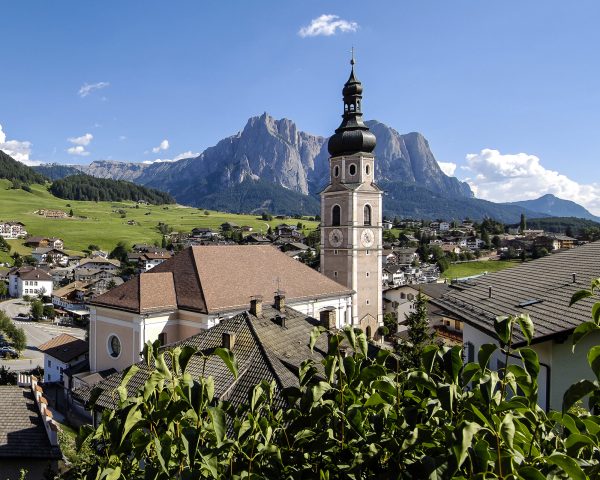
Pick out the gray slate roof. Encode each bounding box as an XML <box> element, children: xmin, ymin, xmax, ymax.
<box><xmin>0</xmin><ymin>386</ymin><xmax>61</xmax><ymax>460</ymax></box>
<box><xmin>431</xmin><ymin>241</ymin><xmax>600</xmax><ymax>346</ymax></box>
<box><xmin>76</xmin><ymin>305</ymin><xmax>336</xmax><ymax>411</ymax></box>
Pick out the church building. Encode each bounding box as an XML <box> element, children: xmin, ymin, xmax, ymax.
<box><xmin>320</xmin><ymin>56</ymin><xmax>383</xmax><ymax>337</ymax></box>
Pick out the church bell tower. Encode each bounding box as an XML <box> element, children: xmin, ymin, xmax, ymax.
<box><xmin>320</xmin><ymin>54</ymin><xmax>383</xmax><ymax>337</ymax></box>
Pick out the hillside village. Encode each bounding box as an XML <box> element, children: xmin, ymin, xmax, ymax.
<box><xmin>2</xmin><ymin>17</ymin><xmax>600</xmax><ymax>478</ymax></box>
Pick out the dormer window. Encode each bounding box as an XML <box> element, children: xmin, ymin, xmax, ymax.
<box><xmin>349</xmin><ymin>164</ymin><xmax>356</xmax><ymax>176</ymax></box>
<box><xmin>334</xmin><ymin>165</ymin><xmax>339</xmax><ymax>178</ymax></box>
<box><xmin>365</xmin><ymin>164</ymin><xmax>370</xmax><ymax>175</ymax></box>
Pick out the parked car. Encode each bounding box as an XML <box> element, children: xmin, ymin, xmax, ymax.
<box><xmin>0</xmin><ymin>346</ymin><xmax>18</xmax><ymax>359</ymax></box>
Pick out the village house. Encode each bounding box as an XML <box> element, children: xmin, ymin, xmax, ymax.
<box><xmin>8</xmin><ymin>266</ymin><xmax>54</xmax><ymax>298</ymax></box>
<box><xmin>88</xmin><ymin>245</ymin><xmax>354</xmax><ymax>373</ymax></box>
<box><xmin>138</xmin><ymin>251</ymin><xmax>172</xmax><ymax>271</ymax></box>
<box><xmin>38</xmin><ymin>333</ymin><xmax>88</xmax><ymax>383</ymax></box>
<box><xmin>382</xmin><ymin>220</ymin><xmax>393</xmax><ymax>230</ymax></box>
<box><xmin>241</xmin><ymin>233</ymin><xmax>272</xmax><ymax>244</ymax></box>
<box><xmin>534</xmin><ymin>233</ymin><xmax>577</xmax><ymax>251</ymax></box>
<box><xmin>0</xmin><ymin>377</ymin><xmax>62</xmax><ymax>479</ymax></box>
<box><xmin>394</xmin><ymin>247</ymin><xmax>419</xmax><ymax>265</ymax></box>
<box><xmin>79</xmin><ymin>256</ymin><xmax>120</xmax><ymax>273</ymax></box>
<box><xmin>31</xmin><ymin>247</ymin><xmax>69</xmax><ymax>266</ymax></box>
<box><xmin>37</xmin><ymin>209</ymin><xmax>68</xmax><ymax>219</ymax></box>
<box><xmin>431</xmin><ymin>241</ymin><xmax>600</xmax><ymax>411</ymax></box>
<box><xmin>0</xmin><ymin>221</ymin><xmax>27</xmax><ymax>239</ymax></box>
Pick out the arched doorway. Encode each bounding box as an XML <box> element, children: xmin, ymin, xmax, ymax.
<box><xmin>366</xmin><ymin>326</ymin><xmax>372</xmax><ymax>339</ymax></box>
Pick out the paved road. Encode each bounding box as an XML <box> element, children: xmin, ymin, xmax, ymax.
<box><xmin>0</xmin><ymin>298</ymin><xmax>86</xmax><ymax>372</ymax></box>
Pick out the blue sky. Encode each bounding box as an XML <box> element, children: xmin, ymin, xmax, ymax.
<box><xmin>2</xmin><ymin>1</ymin><xmax>600</xmax><ymax>213</ymax></box>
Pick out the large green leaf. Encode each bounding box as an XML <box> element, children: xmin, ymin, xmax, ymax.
<box><xmin>565</xmin><ymin>432</ymin><xmax>595</xmax><ymax>456</ymax></box>
<box><xmin>570</xmin><ymin>289</ymin><xmax>593</xmax><ymax>306</ymax></box>
<box><xmin>572</xmin><ymin>321</ymin><xmax>600</xmax><ymax>351</ymax></box>
<box><xmin>500</xmin><ymin>413</ymin><xmax>515</xmax><ymax>449</ymax></box>
<box><xmin>443</xmin><ymin>346</ymin><xmax>463</xmax><ymax>384</ymax></box>
<box><xmin>452</xmin><ymin>421</ymin><xmax>480</xmax><ymax>468</ymax></box>
<box><xmin>494</xmin><ymin>316</ymin><xmax>512</xmax><ymax>345</ymax></box>
<box><xmin>519</xmin><ymin>348</ymin><xmax>540</xmax><ymax>379</ymax></box>
<box><xmin>545</xmin><ymin>453</ymin><xmax>587</xmax><ymax>480</ymax></box>
<box><xmin>478</xmin><ymin>344</ymin><xmax>497</xmax><ymax>370</ymax></box>
<box><xmin>516</xmin><ymin>314</ymin><xmax>534</xmax><ymax>345</ymax></box>
<box><xmin>563</xmin><ymin>379</ymin><xmax>597</xmax><ymax>413</ymax></box>
<box><xmin>207</xmin><ymin>406</ymin><xmax>226</xmax><ymax>446</ymax></box>
<box><xmin>592</xmin><ymin>302</ymin><xmax>600</xmax><ymax>324</ymax></box>
<box><xmin>310</xmin><ymin>326</ymin><xmax>326</xmax><ymax>353</ymax></box>
<box><xmin>588</xmin><ymin>345</ymin><xmax>600</xmax><ymax>380</ymax></box>
<box><xmin>516</xmin><ymin>466</ymin><xmax>546</xmax><ymax>480</ymax></box>
<box><xmin>214</xmin><ymin>347</ymin><xmax>238</xmax><ymax>379</ymax></box>
<box><xmin>120</xmin><ymin>406</ymin><xmax>142</xmax><ymax>445</ymax></box>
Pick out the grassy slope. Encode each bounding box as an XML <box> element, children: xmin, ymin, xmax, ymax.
<box><xmin>442</xmin><ymin>259</ymin><xmax>519</xmax><ymax>280</ymax></box>
<box><xmin>0</xmin><ymin>180</ymin><xmax>318</xmax><ymax>257</ymax></box>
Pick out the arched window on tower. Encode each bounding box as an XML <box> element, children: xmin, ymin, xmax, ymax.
<box><xmin>332</xmin><ymin>205</ymin><xmax>341</xmax><ymax>226</ymax></box>
<box><xmin>364</xmin><ymin>204</ymin><xmax>372</xmax><ymax>226</ymax></box>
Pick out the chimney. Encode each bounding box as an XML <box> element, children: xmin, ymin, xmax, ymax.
<box><xmin>488</xmin><ymin>286</ymin><xmax>493</xmax><ymax>299</ymax></box>
<box><xmin>250</xmin><ymin>295</ymin><xmax>263</xmax><ymax>316</ymax></box>
<box><xmin>222</xmin><ymin>332</ymin><xmax>236</xmax><ymax>350</ymax></box>
<box><xmin>572</xmin><ymin>273</ymin><xmax>577</xmax><ymax>283</ymax></box>
<box><xmin>320</xmin><ymin>307</ymin><xmax>337</xmax><ymax>330</ymax></box>
<box><xmin>274</xmin><ymin>292</ymin><xmax>286</xmax><ymax>312</ymax></box>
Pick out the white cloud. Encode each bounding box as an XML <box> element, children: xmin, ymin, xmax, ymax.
<box><xmin>143</xmin><ymin>150</ymin><xmax>199</xmax><ymax>165</ymax></box>
<box><xmin>67</xmin><ymin>132</ymin><xmax>93</xmax><ymax>156</ymax></box>
<box><xmin>67</xmin><ymin>145</ymin><xmax>90</xmax><ymax>156</ymax></box>
<box><xmin>0</xmin><ymin>124</ymin><xmax>39</xmax><ymax>165</ymax></box>
<box><xmin>78</xmin><ymin>81</ymin><xmax>110</xmax><ymax>98</ymax></box>
<box><xmin>462</xmin><ymin>148</ymin><xmax>600</xmax><ymax>215</ymax></box>
<box><xmin>299</xmin><ymin>14</ymin><xmax>358</xmax><ymax>37</ymax></box>
<box><xmin>437</xmin><ymin>161</ymin><xmax>457</xmax><ymax>176</ymax></box>
<box><xmin>151</xmin><ymin>139</ymin><xmax>169</xmax><ymax>153</ymax></box>
<box><xmin>68</xmin><ymin>133</ymin><xmax>93</xmax><ymax>146</ymax></box>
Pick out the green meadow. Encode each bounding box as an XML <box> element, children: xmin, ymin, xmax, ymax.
<box><xmin>442</xmin><ymin>259</ymin><xmax>519</xmax><ymax>280</ymax></box>
<box><xmin>0</xmin><ymin>179</ymin><xmax>318</xmax><ymax>261</ymax></box>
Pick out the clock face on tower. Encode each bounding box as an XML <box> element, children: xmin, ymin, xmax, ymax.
<box><xmin>361</xmin><ymin>228</ymin><xmax>375</xmax><ymax>248</ymax></box>
<box><xmin>329</xmin><ymin>228</ymin><xmax>343</xmax><ymax>248</ymax></box>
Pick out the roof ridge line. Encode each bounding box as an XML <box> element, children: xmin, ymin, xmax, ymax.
<box><xmin>245</xmin><ymin>312</ymin><xmax>289</xmax><ymax>393</ymax></box>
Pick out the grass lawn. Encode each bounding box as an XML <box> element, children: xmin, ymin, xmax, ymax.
<box><xmin>442</xmin><ymin>260</ymin><xmax>520</xmax><ymax>280</ymax></box>
<box><xmin>0</xmin><ymin>180</ymin><xmax>318</xmax><ymax>255</ymax></box>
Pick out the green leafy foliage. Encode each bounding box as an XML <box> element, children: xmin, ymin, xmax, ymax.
<box><xmin>62</xmin><ymin>288</ymin><xmax>600</xmax><ymax>479</ymax></box>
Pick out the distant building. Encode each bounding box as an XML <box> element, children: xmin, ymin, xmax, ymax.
<box><xmin>432</xmin><ymin>241</ymin><xmax>600</xmax><ymax>411</ymax></box>
<box><xmin>0</xmin><ymin>221</ymin><xmax>27</xmax><ymax>239</ymax></box>
<box><xmin>38</xmin><ymin>333</ymin><xmax>88</xmax><ymax>383</ymax></box>
<box><xmin>8</xmin><ymin>267</ymin><xmax>53</xmax><ymax>298</ymax></box>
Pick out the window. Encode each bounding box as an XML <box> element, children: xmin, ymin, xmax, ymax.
<box><xmin>333</xmin><ymin>271</ymin><xmax>338</xmax><ymax>278</ymax></box>
<box><xmin>108</xmin><ymin>335</ymin><xmax>121</xmax><ymax>358</ymax></box>
<box><xmin>334</xmin><ymin>249</ymin><xmax>338</xmax><ymax>255</ymax></box>
<box><xmin>464</xmin><ymin>341</ymin><xmax>475</xmax><ymax>363</ymax></box>
<box><xmin>364</xmin><ymin>205</ymin><xmax>372</xmax><ymax>226</ymax></box>
<box><xmin>366</xmin><ymin>272</ymin><xmax>370</xmax><ymax>277</ymax></box>
<box><xmin>332</xmin><ymin>205</ymin><xmax>341</xmax><ymax>226</ymax></box>
<box><xmin>158</xmin><ymin>332</ymin><xmax>167</xmax><ymax>346</ymax></box>
<box><xmin>349</xmin><ymin>164</ymin><xmax>356</xmax><ymax>176</ymax></box>
<box><xmin>366</xmin><ymin>250</ymin><xmax>370</xmax><ymax>255</ymax></box>
<box><xmin>334</xmin><ymin>165</ymin><xmax>339</xmax><ymax>177</ymax></box>
<box><xmin>48</xmin><ymin>360</ymin><xmax>51</xmax><ymax>367</ymax></box>
<box><xmin>366</xmin><ymin>164</ymin><xmax>370</xmax><ymax>175</ymax></box>
<box><xmin>366</xmin><ymin>299</ymin><xmax>370</xmax><ymax>305</ymax></box>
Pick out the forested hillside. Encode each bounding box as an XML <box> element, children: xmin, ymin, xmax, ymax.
<box><xmin>0</xmin><ymin>150</ymin><xmax>47</xmax><ymax>185</ymax></box>
<box><xmin>49</xmin><ymin>175</ymin><xmax>175</xmax><ymax>204</ymax></box>
<box><xmin>33</xmin><ymin>163</ymin><xmax>81</xmax><ymax>180</ymax></box>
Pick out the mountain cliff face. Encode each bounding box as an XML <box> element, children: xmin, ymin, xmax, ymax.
<box><xmin>78</xmin><ymin>113</ymin><xmax>472</xmax><ymax>209</ymax></box>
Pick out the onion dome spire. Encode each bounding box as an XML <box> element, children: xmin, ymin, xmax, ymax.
<box><xmin>328</xmin><ymin>51</ymin><xmax>376</xmax><ymax>157</ymax></box>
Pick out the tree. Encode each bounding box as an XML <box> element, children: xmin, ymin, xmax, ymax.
<box><xmin>397</xmin><ymin>291</ymin><xmax>435</xmax><ymax>368</ymax></box>
<box><xmin>566</xmin><ymin>225</ymin><xmax>574</xmax><ymax>237</ymax></box>
<box><xmin>520</xmin><ymin>213</ymin><xmax>527</xmax><ymax>233</ymax></box>
<box><xmin>69</xmin><ymin>208</ymin><xmax>74</xmax><ymax>217</ymax></box>
<box><xmin>492</xmin><ymin>235</ymin><xmax>501</xmax><ymax>249</ymax></box>
<box><xmin>43</xmin><ymin>305</ymin><xmax>55</xmax><ymax>319</ymax></box>
<box><xmin>481</xmin><ymin>229</ymin><xmax>490</xmax><ymax>248</ymax></box>
<box><xmin>110</xmin><ymin>241</ymin><xmax>130</xmax><ymax>263</ymax></box>
<box><xmin>30</xmin><ymin>300</ymin><xmax>44</xmax><ymax>321</ymax></box>
<box><xmin>11</xmin><ymin>327</ymin><xmax>26</xmax><ymax>353</ymax></box>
